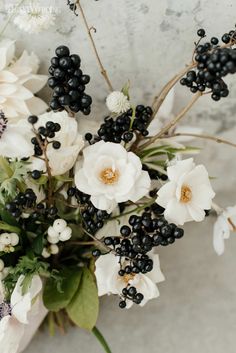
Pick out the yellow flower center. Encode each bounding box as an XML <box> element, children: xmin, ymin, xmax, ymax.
<box><xmin>123</xmin><ymin>273</ymin><xmax>136</xmax><ymax>284</ymax></box>
<box><xmin>99</xmin><ymin>168</ymin><xmax>119</xmax><ymax>185</ymax></box>
<box><xmin>180</xmin><ymin>185</ymin><xmax>192</xmax><ymax>203</ymax></box>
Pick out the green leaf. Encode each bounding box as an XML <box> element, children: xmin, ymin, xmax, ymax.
<box><xmin>32</xmin><ymin>233</ymin><xmax>44</xmax><ymax>255</ymax></box>
<box><xmin>0</xmin><ymin>221</ymin><xmax>21</xmax><ymax>234</ymax></box>
<box><xmin>66</xmin><ymin>267</ymin><xmax>99</xmax><ymax>330</ymax></box>
<box><xmin>0</xmin><ymin>207</ymin><xmax>19</xmax><ymax>227</ymax></box>
<box><xmin>121</xmin><ymin>81</ymin><xmax>130</xmax><ymax>99</ymax></box>
<box><xmin>30</xmin><ymin>175</ymin><xmax>48</xmax><ymax>185</ymax></box>
<box><xmin>43</xmin><ymin>268</ymin><xmax>82</xmax><ymax>312</ymax></box>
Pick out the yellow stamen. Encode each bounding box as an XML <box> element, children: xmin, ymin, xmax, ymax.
<box><xmin>99</xmin><ymin>168</ymin><xmax>119</xmax><ymax>185</ymax></box>
<box><xmin>123</xmin><ymin>273</ymin><xmax>135</xmax><ymax>284</ymax></box>
<box><xmin>180</xmin><ymin>185</ymin><xmax>192</xmax><ymax>203</ymax></box>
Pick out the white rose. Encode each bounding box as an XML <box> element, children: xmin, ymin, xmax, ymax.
<box><xmin>156</xmin><ymin>158</ymin><xmax>215</xmax><ymax>225</ymax></box>
<box><xmin>30</xmin><ymin>111</ymin><xmax>84</xmax><ymax>176</ymax></box>
<box><xmin>75</xmin><ymin>140</ymin><xmax>151</xmax><ymax>213</ymax></box>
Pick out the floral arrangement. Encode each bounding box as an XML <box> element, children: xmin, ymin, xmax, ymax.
<box><xmin>1</xmin><ymin>1</ymin><xmax>236</xmax><ymax>353</ymax></box>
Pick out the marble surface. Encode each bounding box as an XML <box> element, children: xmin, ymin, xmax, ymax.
<box><xmin>0</xmin><ymin>0</ymin><xmax>236</xmax><ymax>352</ymax></box>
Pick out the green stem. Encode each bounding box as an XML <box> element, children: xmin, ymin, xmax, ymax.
<box><xmin>110</xmin><ymin>199</ymin><xmax>156</xmax><ymax>221</ymax></box>
<box><xmin>92</xmin><ymin>326</ymin><xmax>112</xmax><ymax>353</ymax></box>
<box><xmin>0</xmin><ymin>0</ymin><xmax>26</xmax><ymax>38</ymax></box>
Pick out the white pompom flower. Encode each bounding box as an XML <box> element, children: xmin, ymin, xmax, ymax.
<box><xmin>13</xmin><ymin>2</ymin><xmax>56</xmax><ymax>34</ymax></box>
<box><xmin>0</xmin><ymin>39</ymin><xmax>47</xmax><ymax>121</ymax></box>
<box><xmin>95</xmin><ymin>252</ymin><xmax>165</xmax><ymax>308</ymax></box>
<box><xmin>75</xmin><ymin>140</ymin><xmax>151</xmax><ymax>213</ymax></box>
<box><xmin>213</xmin><ymin>206</ymin><xmax>236</xmax><ymax>255</ymax></box>
<box><xmin>106</xmin><ymin>91</ymin><xmax>131</xmax><ymax>114</ymax></box>
<box><xmin>156</xmin><ymin>158</ymin><xmax>215</xmax><ymax>226</ymax></box>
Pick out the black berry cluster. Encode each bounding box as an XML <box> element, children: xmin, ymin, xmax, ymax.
<box><xmin>67</xmin><ymin>188</ymin><xmax>110</xmax><ymax>235</ymax></box>
<box><xmin>48</xmin><ymin>46</ymin><xmax>92</xmax><ymax>115</ymax></box>
<box><xmin>85</xmin><ymin>105</ymin><xmax>152</xmax><ymax>144</ymax></box>
<box><xmin>28</xmin><ymin>115</ymin><xmax>61</xmax><ymax>179</ymax></box>
<box><xmin>93</xmin><ymin>210</ymin><xmax>184</xmax><ymax>308</ymax></box>
<box><xmin>181</xmin><ymin>28</ymin><xmax>236</xmax><ymax>101</ymax></box>
<box><xmin>6</xmin><ymin>189</ymin><xmax>37</xmax><ymax>218</ymax></box>
<box><xmin>143</xmin><ymin>164</ymin><xmax>168</xmax><ymax>181</ymax></box>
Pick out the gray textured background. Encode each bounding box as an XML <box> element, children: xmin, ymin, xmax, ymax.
<box><xmin>1</xmin><ymin>0</ymin><xmax>236</xmax><ymax>352</ymax></box>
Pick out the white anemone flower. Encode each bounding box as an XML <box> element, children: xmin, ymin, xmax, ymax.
<box><xmin>0</xmin><ymin>116</ymin><xmax>34</xmax><ymax>158</ymax></box>
<box><xmin>75</xmin><ymin>140</ymin><xmax>151</xmax><ymax>213</ymax></box>
<box><xmin>13</xmin><ymin>2</ymin><xmax>56</xmax><ymax>34</ymax></box>
<box><xmin>0</xmin><ymin>39</ymin><xmax>47</xmax><ymax>121</ymax></box>
<box><xmin>106</xmin><ymin>91</ymin><xmax>131</xmax><ymax>114</ymax></box>
<box><xmin>213</xmin><ymin>206</ymin><xmax>236</xmax><ymax>255</ymax></box>
<box><xmin>0</xmin><ymin>275</ymin><xmax>45</xmax><ymax>353</ymax></box>
<box><xmin>30</xmin><ymin>111</ymin><xmax>84</xmax><ymax>176</ymax></box>
<box><xmin>95</xmin><ymin>252</ymin><xmax>165</xmax><ymax>308</ymax></box>
<box><xmin>156</xmin><ymin>158</ymin><xmax>215</xmax><ymax>225</ymax></box>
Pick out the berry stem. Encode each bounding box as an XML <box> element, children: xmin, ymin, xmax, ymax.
<box><xmin>75</xmin><ymin>0</ymin><xmax>114</xmax><ymax>92</ymax></box>
<box><xmin>137</xmin><ymin>92</ymin><xmax>202</xmax><ymax>151</ymax></box>
<box><xmin>163</xmin><ymin>132</ymin><xmax>236</xmax><ymax>148</ymax></box>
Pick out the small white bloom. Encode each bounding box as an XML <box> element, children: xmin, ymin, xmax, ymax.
<box><xmin>59</xmin><ymin>227</ymin><xmax>72</xmax><ymax>242</ymax></box>
<box><xmin>0</xmin><ymin>39</ymin><xmax>47</xmax><ymax>121</ymax></box>
<box><xmin>156</xmin><ymin>158</ymin><xmax>215</xmax><ymax>225</ymax></box>
<box><xmin>13</xmin><ymin>2</ymin><xmax>56</xmax><ymax>34</ymax></box>
<box><xmin>53</xmin><ymin>219</ymin><xmax>67</xmax><ymax>233</ymax></box>
<box><xmin>0</xmin><ymin>275</ymin><xmax>43</xmax><ymax>353</ymax></box>
<box><xmin>30</xmin><ymin>111</ymin><xmax>84</xmax><ymax>176</ymax></box>
<box><xmin>75</xmin><ymin>140</ymin><xmax>151</xmax><ymax>213</ymax></box>
<box><xmin>95</xmin><ymin>252</ymin><xmax>165</xmax><ymax>308</ymax></box>
<box><xmin>213</xmin><ymin>206</ymin><xmax>236</xmax><ymax>255</ymax></box>
<box><xmin>106</xmin><ymin>91</ymin><xmax>131</xmax><ymax>114</ymax></box>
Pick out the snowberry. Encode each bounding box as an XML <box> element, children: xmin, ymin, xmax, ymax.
<box><xmin>48</xmin><ymin>226</ymin><xmax>59</xmax><ymax>238</ymax></box>
<box><xmin>53</xmin><ymin>219</ymin><xmax>67</xmax><ymax>233</ymax></box>
<box><xmin>0</xmin><ymin>233</ymin><xmax>12</xmax><ymax>245</ymax></box>
<box><xmin>59</xmin><ymin>227</ymin><xmax>72</xmax><ymax>241</ymax></box>
<box><xmin>50</xmin><ymin>244</ymin><xmax>59</xmax><ymax>255</ymax></box>
<box><xmin>0</xmin><ymin>259</ymin><xmax>4</xmax><ymax>272</ymax></box>
<box><xmin>10</xmin><ymin>233</ymin><xmax>19</xmax><ymax>247</ymax></box>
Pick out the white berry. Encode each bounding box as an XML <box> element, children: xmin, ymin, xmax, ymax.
<box><xmin>53</xmin><ymin>219</ymin><xmax>67</xmax><ymax>233</ymax></box>
<box><xmin>0</xmin><ymin>233</ymin><xmax>12</xmax><ymax>245</ymax></box>
<box><xmin>59</xmin><ymin>226</ymin><xmax>72</xmax><ymax>242</ymax></box>
<box><xmin>47</xmin><ymin>235</ymin><xmax>59</xmax><ymax>244</ymax></box>
<box><xmin>42</xmin><ymin>248</ymin><xmax>51</xmax><ymax>258</ymax></box>
<box><xmin>10</xmin><ymin>233</ymin><xmax>19</xmax><ymax>246</ymax></box>
<box><xmin>48</xmin><ymin>226</ymin><xmax>59</xmax><ymax>238</ymax></box>
<box><xmin>0</xmin><ymin>259</ymin><xmax>4</xmax><ymax>272</ymax></box>
<box><xmin>50</xmin><ymin>244</ymin><xmax>59</xmax><ymax>255</ymax></box>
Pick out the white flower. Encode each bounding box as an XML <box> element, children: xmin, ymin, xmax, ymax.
<box><xmin>30</xmin><ymin>111</ymin><xmax>84</xmax><ymax>176</ymax></box>
<box><xmin>106</xmin><ymin>91</ymin><xmax>131</xmax><ymax>114</ymax></box>
<box><xmin>156</xmin><ymin>158</ymin><xmax>215</xmax><ymax>225</ymax></box>
<box><xmin>75</xmin><ymin>140</ymin><xmax>151</xmax><ymax>213</ymax></box>
<box><xmin>13</xmin><ymin>2</ymin><xmax>56</xmax><ymax>34</ymax></box>
<box><xmin>213</xmin><ymin>206</ymin><xmax>236</xmax><ymax>255</ymax></box>
<box><xmin>0</xmin><ymin>275</ymin><xmax>43</xmax><ymax>353</ymax></box>
<box><xmin>0</xmin><ymin>39</ymin><xmax>47</xmax><ymax>121</ymax></box>
<box><xmin>0</xmin><ymin>116</ymin><xmax>34</xmax><ymax>158</ymax></box>
<box><xmin>95</xmin><ymin>252</ymin><xmax>165</xmax><ymax>308</ymax></box>
<box><xmin>0</xmin><ymin>233</ymin><xmax>19</xmax><ymax>253</ymax></box>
